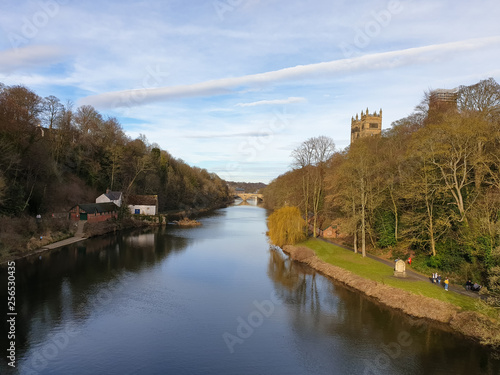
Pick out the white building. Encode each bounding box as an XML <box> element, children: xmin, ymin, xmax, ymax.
<box><xmin>96</xmin><ymin>190</ymin><xmax>123</xmax><ymax>207</ymax></box>
<box><xmin>128</xmin><ymin>195</ymin><xmax>158</xmax><ymax>215</ymax></box>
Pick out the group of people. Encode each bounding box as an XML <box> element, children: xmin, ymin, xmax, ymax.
<box><xmin>431</xmin><ymin>272</ymin><xmax>441</xmax><ymax>284</ymax></box>
<box><xmin>465</xmin><ymin>280</ymin><xmax>482</xmax><ymax>292</ymax></box>
<box><xmin>431</xmin><ymin>275</ymin><xmax>482</xmax><ymax>292</ymax></box>
<box><xmin>431</xmin><ymin>273</ymin><xmax>449</xmax><ymax>291</ymax></box>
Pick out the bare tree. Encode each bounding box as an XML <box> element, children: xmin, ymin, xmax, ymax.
<box><xmin>458</xmin><ymin>78</ymin><xmax>500</xmax><ymax>117</ymax></box>
<box><xmin>41</xmin><ymin>95</ymin><xmax>63</xmax><ymax>129</ymax></box>
<box><xmin>291</xmin><ymin>136</ymin><xmax>335</xmax><ymax>237</ymax></box>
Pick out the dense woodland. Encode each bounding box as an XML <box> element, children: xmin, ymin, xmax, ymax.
<box><xmin>226</xmin><ymin>181</ymin><xmax>267</xmax><ymax>194</ymax></box>
<box><xmin>0</xmin><ymin>83</ymin><xmax>231</xmax><ymax>217</ymax></box>
<box><xmin>263</xmin><ymin>78</ymin><xmax>500</xmax><ymax>290</ymax></box>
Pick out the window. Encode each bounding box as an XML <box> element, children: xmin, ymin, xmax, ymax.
<box><xmin>369</xmin><ymin>123</ymin><xmax>379</xmax><ymax>129</ymax></box>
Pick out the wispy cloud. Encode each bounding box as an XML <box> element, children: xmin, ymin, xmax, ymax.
<box><xmin>184</xmin><ymin>131</ymin><xmax>267</xmax><ymax>139</ymax></box>
<box><xmin>236</xmin><ymin>97</ymin><xmax>306</xmax><ymax>107</ymax></box>
<box><xmin>0</xmin><ymin>45</ymin><xmax>64</xmax><ymax>73</ymax></box>
<box><xmin>80</xmin><ymin>36</ymin><xmax>500</xmax><ymax>109</ymax></box>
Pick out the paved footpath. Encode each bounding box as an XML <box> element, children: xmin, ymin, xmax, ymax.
<box><xmin>41</xmin><ymin>221</ymin><xmax>87</xmax><ymax>250</ymax></box>
<box><xmin>318</xmin><ymin>238</ymin><xmax>481</xmax><ymax>299</ymax></box>
<box><xmin>41</xmin><ymin>236</ymin><xmax>86</xmax><ymax>250</ymax></box>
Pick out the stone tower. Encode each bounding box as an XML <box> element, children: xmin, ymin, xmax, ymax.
<box><xmin>350</xmin><ymin>108</ymin><xmax>382</xmax><ymax>144</ymax></box>
<box><xmin>429</xmin><ymin>88</ymin><xmax>458</xmax><ymax>111</ymax></box>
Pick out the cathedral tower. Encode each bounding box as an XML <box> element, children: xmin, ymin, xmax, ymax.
<box><xmin>350</xmin><ymin>108</ymin><xmax>382</xmax><ymax>144</ymax></box>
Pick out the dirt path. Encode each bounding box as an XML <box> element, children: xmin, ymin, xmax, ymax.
<box><xmin>318</xmin><ymin>238</ymin><xmax>481</xmax><ymax>299</ymax></box>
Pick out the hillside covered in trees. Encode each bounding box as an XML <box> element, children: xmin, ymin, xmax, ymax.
<box><xmin>226</xmin><ymin>181</ymin><xmax>267</xmax><ymax>194</ymax></box>
<box><xmin>0</xmin><ymin>83</ymin><xmax>231</xmax><ymax>217</ymax></box>
<box><xmin>263</xmin><ymin>78</ymin><xmax>500</xmax><ymax>290</ymax></box>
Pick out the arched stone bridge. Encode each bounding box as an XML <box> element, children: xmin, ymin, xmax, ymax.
<box><xmin>235</xmin><ymin>193</ymin><xmax>264</xmax><ymax>202</ymax></box>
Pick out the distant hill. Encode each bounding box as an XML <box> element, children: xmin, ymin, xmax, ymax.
<box><xmin>226</xmin><ymin>181</ymin><xmax>267</xmax><ymax>194</ymax></box>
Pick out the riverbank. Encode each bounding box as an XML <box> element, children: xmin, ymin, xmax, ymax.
<box><xmin>283</xmin><ymin>241</ymin><xmax>500</xmax><ymax>348</ymax></box>
<box><xmin>0</xmin><ymin>217</ymin><xmax>146</xmax><ymax>265</ymax></box>
<box><xmin>0</xmin><ymin>201</ymin><xmax>232</xmax><ymax>265</ymax></box>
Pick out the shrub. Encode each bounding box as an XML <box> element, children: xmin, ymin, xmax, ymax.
<box><xmin>375</xmin><ymin>210</ymin><xmax>396</xmax><ymax>248</ymax></box>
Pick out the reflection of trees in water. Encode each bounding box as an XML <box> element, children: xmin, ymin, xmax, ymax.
<box><xmin>268</xmin><ymin>249</ymin><xmax>321</xmax><ymax>316</ymax></box>
<box><xmin>267</xmin><ymin>248</ymin><xmax>300</xmax><ymax>290</ymax></box>
<box><xmin>268</xmin><ymin>247</ymin><xmax>407</xmax><ymax>337</ymax></box>
<box><xmin>0</xmin><ymin>226</ymin><xmax>190</xmax><ymax>360</ymax></box>
<box><xmin>267</xmin><ymin>248</ymin><xmax>500</xmax><ymax>374</ymax></box>
<box><xmin>268</xmin><ymin>247</ymin><xmax>334</xmax><ymax>329</ymax></box>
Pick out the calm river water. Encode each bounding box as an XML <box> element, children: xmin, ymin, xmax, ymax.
<box><xmin>1</xmin><ymin>204</ymin><xmax>499</xmax><ymax>374</ymax></box>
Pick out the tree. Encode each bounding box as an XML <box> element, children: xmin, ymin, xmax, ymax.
<box><xmin>262</xmin><ymin>169</ymin><xmax>303</xmax><ymax>211</ymax></box>
<box><xmin>376</xmin><ymin>114</ymin><xmax>423</xmax><ymax>245</ymax></box>
<box><xmin>400</xmin><ymin>153</ymin><xmax>449</xmax><ymax>257</ymax></box>
<box><xmin>325</xmin><ymin>150</ymin><xmax>361</xmax><ymax>253</ymax></box>
<box><xmin>0</xmin><ymin>172</ymin><xmax>5</xmax><ymax>205</ymax></box>
<box><xmin>336</xmin><ymin>138</ymin><xmax>381</xmax><ymax>257</ymax></box>
<box><xmin>267</xmin><ymin>206</ymin><xmax>306</xmax><ymax>247</ymax></box>
<box><xmin>41</xmin><ymin>95</ymin><xmax>63</xmax><ymax>130</ymax></box>
<box><xmin>425</xmin><ymin>114</ymin><xmax>478</xmax><ymax>223</ymax></box>
<box><xmin>291</xmin><ymin>136</ymin><xmax>335</xmax><ymax>237</ymax></box>
<box><xmin>458</xmin><ymin>77</ymin><xmax>500</xmax><ymax>118</ymax></box>
<box><xmin>458</xmin><ymin>78</ymin><xmax>500</xmax><ymax>190</ymax></box>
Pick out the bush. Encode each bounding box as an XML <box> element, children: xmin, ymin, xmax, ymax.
<box><xmin>0</xmin><ymin>215</ymin><xmax>37</xmax><ymax>254</ymax></box>
<box><xmin>375</xmin><ymin>210</ymin><xmax>396</xmax><ymax>248</ymax></box>
<box><xmin>391</xmin><ymin>247</ymin><xmax>410</xmax><ymax>261</ymax></box>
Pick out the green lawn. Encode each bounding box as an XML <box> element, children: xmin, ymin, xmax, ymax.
<box><xmin>302</xmin><ymin>238</ymin><xmax>492</xmax><ymax>314</ymax></box>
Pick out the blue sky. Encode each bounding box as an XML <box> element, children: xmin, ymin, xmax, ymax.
<box><xmin>1</xmin><ymin>0</ymin><xmax>499</xmax><ymax>183</ymax></box>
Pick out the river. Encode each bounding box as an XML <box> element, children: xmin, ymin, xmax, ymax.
<box><xmin>1</xmin><ymin>204</ymin><xmax>499</xmax><ymax>374</ymax></box>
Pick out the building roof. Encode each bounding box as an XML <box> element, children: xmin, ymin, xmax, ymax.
<box><xmin>77</xmin><ymin>202</ymin><xmax>119</xmax><ymax>213</ymax></box>
<box><xmin>127</xmin><ymin>195</ymin><xmax>158</xmax><ymax>206</ymax></box>
<box><xmin>104</xmin><ymin>191</ymin><xmax>122</xmax><ymax>201</ymax></box>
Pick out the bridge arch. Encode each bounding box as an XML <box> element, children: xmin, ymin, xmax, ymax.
<box><xmin>235</xmin><ymin>193</ymin><xmax>264</xmax><ymax>202</ymax></box>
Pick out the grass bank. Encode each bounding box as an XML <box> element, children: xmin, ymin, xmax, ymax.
<box><xmin>284</xmin><ymin>238</ymin><xmax>500</xmax><ymax>347</ymax></box>
<box><xmin>303</xmin><ymin>238</ymin><xmax>483</xmax><ymax>313</ymax></box>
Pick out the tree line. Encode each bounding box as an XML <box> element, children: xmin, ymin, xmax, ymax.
<box><xmin>263</xmin><ymin>78</ymin><xmax>500</xmax><ymax>289</ymax></box>
<box><xmin>0</xmin><ymin>83</ymin><xmax>231</xmax><ymax>216</ymax></box>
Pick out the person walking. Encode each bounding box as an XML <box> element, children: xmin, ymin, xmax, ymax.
<box><xmin>444</xmin><ymin>277</ymin><xmax>449</xmax><ymax>291</ymax></box>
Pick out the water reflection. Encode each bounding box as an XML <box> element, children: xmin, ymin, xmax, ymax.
<box><xmin>1</xmin><ymin>207</ymin><xmax>499</xmax><ymax>375</ymax></box>
<box><xmin>267</xmin><ymin>246</ymin><xmax>500</xmax><ymax>375</ymax></box>
<box><xmin>0</xmin><ymin>226</ymin><xmax>190</xmax><ymax>369</ymax></box>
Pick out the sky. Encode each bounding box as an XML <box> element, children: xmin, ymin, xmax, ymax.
<box><xmin>1</xmin><ymin>0</ymin><xmax>499</xmax><ymax>183</ymax></box>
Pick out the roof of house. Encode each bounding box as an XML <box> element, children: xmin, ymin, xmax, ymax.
<box><xmin>77</xmin><ymin>202</ymin><xmax>119</xmax><ymax>213</ymax></box>
<box><xmin>321</xmin><ymin>222</ymin><xmax>338</xmax><ymax>231</ymax></box>
<box><xmin>104</xmin><ymin>191</ymin><xmax>122</xmax><ymax>201</ymax></box>
<box><xmin>127</xmin><ymin>195</ymin><xmax>158</xmax><ymax>206</ymax></box>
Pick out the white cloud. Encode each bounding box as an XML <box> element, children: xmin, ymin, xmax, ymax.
<box><xmin>79</xmin><ymin>36</ymin><xmax>500</xmax><ymax>109</ymax></box>
<box><xmin>2</xmin><ymin>0</ymin><xmax>500</xmax><ymax>182</ymax></box>
<box><xmin>235</xmin><ymin>97</ymin><xmax>306</xmax><ymax>107</ymax></box>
